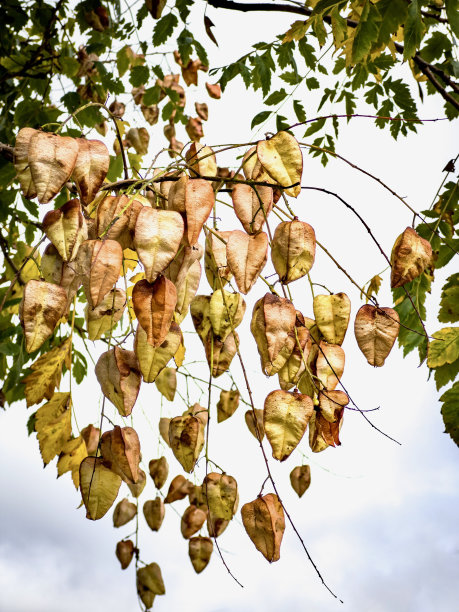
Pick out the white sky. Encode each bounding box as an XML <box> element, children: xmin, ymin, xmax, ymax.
<box><xmin>0</xmin><ymin>3</ymin><xmax>458</xmax><ymax>612</ymax></box>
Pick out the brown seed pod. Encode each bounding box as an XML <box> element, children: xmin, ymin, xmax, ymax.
<box><xmin>181</xmin><ymin>505</ymin><xmax>207</xmax><ymax>539</ymax></box>
<box><xmin>42</xmin><ymin>199</ymin><xmax>88</xmax><ymax>262</ymax></box>
<box><xmin>204</xmin><ymin>230</ymin><xmax>232</xmax><ymax>289</ymax></box>
<box><xmin>126</xmin><ymin>127</ymin><xmax>149</xmax><ymax>155</ymax></box>
<box><xmin>72</xmin><ymin>138</ymin><xmax>110</xmax><ymax>205</ymax></box>
<box><xmin>316</xmin><ymin>341</ymin><xmax>345</xmax><ymax>390</ymax></box>
<box><xmin>354</xmin><ymin>305</ymin><xmax>400</xmax><ymax>366</ymax></box>
<box><xmin>232</xmin><ymin>183</ymin><xmax>273</xmax><ymax>235</ymax></box>
<box><xmin>217</xmin><ymin>389</ymin><xmax>240</xmax><ymax>423</ymax></box>
<box><xmin>257</xmin><ymin>131</ymin><xmax>303</xmax><ymax>198</ymax></box>
<box><xmin>205</xmin><ymin>331</ymin><xmax>238</xmax><ymax>377</ymax></box>
<box><xmin>143</xmin><ymin>497</ymin><xmax>165</xmax><ymax>531</ymax></box>
<box><xmin>100</xmin><ymin>425</ymin><xmax>141</xmax><ymax>485</ymax></box>
<box><xmin>95</xmin><ymin>347</ymin><xmax>141</xmax><ymax>417</ymax></box>
<box><xmin>271</xmin><ymin>220</ymin><xmax>316</xmax><ymax>283</ymax></box>
<box><xmin>175</xmin><ymin>260</ymin><xmax>202</xmax><ymax>324</ymax></box>
<box><xmin>186</xmin><ymin>117</ymin><xmax>204</xmax><ymax>141</ymax></box>
<box><xmin>148</xmin><ymin>456</ymin><xmax>169</xmax><ymax>489</ymax></box>
<box><xmin>85</xmin><ymin>288</ymin><xmax>126</xmax><ymax>341</ymax></box>
<box><xmin>245</xmin><ymin>408</ymin><xmax>265</xmax><ymax>441</ymax></box>
<box><xmin>95</xmin><ymin>194</ymin><xmax>144</xmax><ymax>250</ymax></box>
<box><xmin>81</xmin><ymin>424</ymin><xmax>100</xmax><ymax>456</ymax></box>
<box><xmin>79</xmin><ymin>457</ymin><xmax>122</xmax><ymax>520</ymax></box>
<box><xmin>169</xmin><ymin>415</ymin><xmax>205</xmax><ymax>473</ymax></box>
<box><xmin>164</xmin><ymin>475</ymin><xmax>193</xmax><ymax>504</ymax></box>
<box><xmin>278</xmin><ymin>322</ymin><xmax>311</xmax><ymax>391</ymax></box>
<box><xmin>76</xmin><ymin>239</ymin><xmax>122</xmax><ymax>308</ymax></box>
<box><xmin>318</xmin><ymin>390</ymin><xmax>349</xmax><ymax>422</ymax></box>
<box><xmin>390</xmin><ymin>227</ymin><xmax>433</xmax><ymax>288</ymax></box>
<box><xmin>13</xmin><ymin>127</ymin><xmax>38</xmax><ymax>199</ymax></box>
<box><xmin>241</xmin><ymin>493</ymin><xmax>285</xmax><ymax>562</ymax></box>
<box><xmin>186</xmin><ymin>142</ymin><xmax>217</xmax><ymax>177</ymax></box>
<box><xmin>132</xmin><ymin>277</ymin><xmax>177</xmax><ymax>347</ymax></box>
<box><xmin>202</xmin><ymin>472</ymin><xmax>238</xmax><ymax>521</ymax></box>
<box><xmin>205</xmin><ymin>82</ymin><xmax>221</xmax><ymax>99</ymax></box>
<box><xmin>113</xmin><ymin>498</ymin><xmax>137</xmax><ymax>528</ymax></box>
<box><xmin>309</xmin><ymin>409</ymin><xmax>344</xmax><ymax>452</ymax></box>
<box><xmin>127</xmin><ymin>468</ymin><xmax>147</xmax><ymax>498</ymax></box>
<box><xmin>226</xmin><ymin>230</ymin><xmax>268</xmax><ymax>294</ymax></box>
<box><xmin>289</xmin><ymin>465</ymin><xmax>311</xmax><ymax>498</ymax></box>
<box><xmin>313</xmin><ymin>293</ymin><xmax>351</xmax><ymax>346</ymax></box>
<box><xmin>188</xmin><ymin>536</ymin><xmax>213</xmax><ymax>573</ymax></box>
<box><xmin>134</xmin><ymin>321</ymin><xmax>182</xmax><ymax>382</ymax></box>
<box><xmin>116</xmin><ymin>539</ymin><xmax>135</xmax><ymax>570</ymax></box>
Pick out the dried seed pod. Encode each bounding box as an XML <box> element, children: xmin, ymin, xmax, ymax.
<box><xmin>127</xmin><ymin>468</ymin><xmax>147</xmax><ymax>498</ymax></box>
<box><xmin>184</xmin><ymin>402</ymin><xmax>208</xmax><ymax>427</ymax></box>
<box><xmin>188</xmin><ymin>536</ymin><xmax>213</xmax><ymax>573</ymax></box>
<box><xmin>134</xmin><ymin>321</ymin><xmax>182</xmax><ymax>382</ymax></box>
<box><xmin>72</xmin><ymin>138</ymin><xmax>110</xmax><ymax>205</ymax></box>
<box><xmin>100</xmin><ymin>426</ymin><xmax>141</xmax><ymax>484</ymax></box>
<box><xmin>264</xmin><ymin>389</ymin><xmax>314</xmax><ymax>461</ymax></box>
<box><xmin>313</xmin><ymin>293</ymin><xmax>351</xmax><ymax>346</ymax></box>
<box><xmin>14</xmin><ymin>127</ymin><xmax>38</xmax><ymax>199</ymax></box>
<box><xmin>19</xmin><ymin>280</ymin><xmax>68</xmax><ymax>353</ymax></box>
<box><xmin>175</xmin><ymin>178</ymin><xmax>215</xmax><ymax>246</ymax></box>
<box><xmin>95</xmin><ymin>347</ymin><xmax>141</xmax><ymax>417</ymax></box>
<box><xmin>76</xmin><ymin>239</ymin><xmax>122</xmax><ymax>308</ymax></box>
<box><xmin>126</xmin><ymin>127</ymin><xmax>149</xmax><ymax>155</ymax></box>
<box><xmin>148</xmin><ymin>456</ymin><xmax>169</xmax><ymax>489</ymax></box>
<box><xmin>143</xmin><ymin>497</ymin><xmax>165</xmax><ymax>531</ymax></box>
<box><xmin>81</xmin><ymin>424</ymin><xmax>100</xmax><ymax>455</ymax></box>
<box><xmin>242</xmin><ymin>145</ymin><xmax>269</xmax><ymax>182</ymax></box>
<box><xmin>202</xmin><ymin>472</ymin><xmax>238</xmax><ymax>521</ymax></box>
<box><xmin>41</xmin><ymin>244</ymin><xmax>81</xmax><ymax>310</ymax></box>
<box><xmin>164</xmin><ymin>474</ymin><xmax>193</xmax><ymax>503</ymax></box>
<box><xmin>206</xmin><ymin>82</ymin><xmax>221</xmax><ymax>99</ymax></box>
<box><xmin>309</xmin><ymin>409</ymin><xmax>344</xmax><ymax>452</ymax></box>
<box><xmin>141</xmin><ymin>103</ymin><xmax>159</xmax><ymax>125</ymax></box>
<box><xmin>318</xmin><ymin>390</ymin><xmax>349</xmax><ymax>422</ymax></box>
<box><xmin>186</xmin><ymin>143</ymin><xmax>217</xmax><ymax>177</ymax></box>
<box><xmin>163</xmin><ymin>243</ymin><xmax>203</xmax><ymax>290</ymax></box>
<box><xmin>116</xmin><ymin>539</ymin><xmax>135</xmax><ymax>570</ymax></box>
<box><xmin>271</xmin><ymin>220</ymin><xmax>316</xmax><ymax>283</ymax></box>
<box><xmin>42</xmin><ymin>199</ymin><xmax>88</xmax><ymax>262</ymax></box>
<box><xmin>217</xmin><ymin>389</ymin><xmax>240</xmax><ymax>423</ymax></box>
<box><xmin>159</xmin><ymin>417</ymin><xmax>171</xmax><ymax>446</ymax></box>
<box><xmin>86</xmin><ymin>288</ymin><xmax>126</xmax><ymax>341</ymax></box>
<box><xmin>290</xmin><ymin>465</ymin><xmax>311</xmax><ymax>498</ymax></box>
<box><xmin>207</xmin><ymin>516</ymin><xmax>229</xmax><ymax>538</ymax></box>
<box><xmin>278</xmin><ymin>323</ymin><xmax>311</xmax><ymax>390</ymax></box>
<box><xmin>188</xmin><ymin>485</ymin><xmax>207</xmax><ymax>511</ymax></box>
<box><xmin>137</xmin><ymin>562</ymin><xmax>165</xmax><ymax>597</ymax></box>
<box><xmin>257</xmin><ymin>131</ymin><xmax>303</xmax><ymax>198</ymax></box>
<box><xmin>186</xmin><ymin>117</ymin><xmax>204</xmax><ymax>141</ymax></box>
<box><xmin>134</xmin><ymin>208</ymin><xmax>184</xmax><ymax>282</ymax></box>
<box><xmin>205</xmin><ymin>331</ymin><xmax>238</xmax><ymax>377</ymax></box>
<box><xmin>190</xmin><ymin>294</ymin><xmax>212</xmax><ymax>344</ymax></box>
<box><xmin>354</xmin><ymin>305</ymin><xmax>400</xmax><ymax>366</ymax></box>
<box><xmin>175</xmin><ymin>260</ymin><xmax>202</xmax><ymax>323</ymax></box>
<box><xmin>204</xmin><ymin>230</ymin><xmax>232</xmax><ymax>289</ymax></box>
<box><xmin>113</xmin><ymin>498</ymin><xmax>137</xmax><ymax>527</ymax></box>
<box><xmin>232</xmin><ymin>183</ymin><xmax>273</xmax><ymax>235</ymax></box>
<box><xmin>95</xmin><ymin>194</ymin><xmax>144</xmax><ymax>249</ymax></box>
<box><xmin>195</xmin><ymin>102</ymin><xmax>208</xmax><ymax>121</ymax></box>
<box><xmin>132</xmin><ymin>277</ymin><xmax>177</xmax><ymax>347</ymax></box>
<box><xmin>181</xmin><ymin>505</ymin><xmax>207</xmax><ymax>539</ymax></box>
<box><xmin>169</xmin><ymin>415</ymin><xmax>205</xmax><ymax>473</ymax></box>
<box><xmin>245</xmin><ymin>409</ymin><xmax>265</xmax><ymax>440</ymax></box>
<box><xmin>241</xmin><ymin>493</ymin><xmax>285</xmax><ymax>562</ymax></box>
<box><xmin>390</xmin><ymin>227</ymin><xmax>433</xmax><ymax>288</ymax></box>
<box><xmin>316</xmin><ymin>341</ymin><xmax>345</xmax><ymax>390</ymax></box>
<box><xmin>28</xmin><ymin>131</ymin><xmax>79</xmax><ymax>203</ymax></box>
<box><xmin>226</xmin><ymin>230</ymin><xmax>268</xmax><ymax>295</ymax></box>
<box><xmin>209</xmin><ymin>289</ymin><xmax>245</xmax><ymax>342</ymax></box>
<box><xmin>79</xmin><ymin>457</ymin><xmax>122</xmax><ymax>520</ymax></box>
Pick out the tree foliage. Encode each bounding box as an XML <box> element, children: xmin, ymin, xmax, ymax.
<box><xmin>0</xmin><ymin>0</ymin><xmax>458</xmax><ymax>608</ymax></box>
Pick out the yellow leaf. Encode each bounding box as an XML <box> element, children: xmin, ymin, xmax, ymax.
<box><xmin>79</xmin><ymin>456</ymin><xmax>122</xmax><ymax>520</ymax></box>
<box><xmin>282</xmin><ymin>20</ymin><xmax>309</xmax><ymax>43</ymax></box>
<box><xmin>427</xmin><ymin>327</ymin><xmax>459</xmax><ymax>369</ymax></box>
<box><xmin>57</xmin><ymin>435</ymin><xmax>88</xmax><ymax>488</ymax></box>
<box><xmin>35</xmin><ymin>392</ymin><xmax>72</xmax><ymax>465</ymax></box>
<box><xmin>23</xmin><ymin>337</ymin><xmax>72</xmax><ymax>407</ymax></box>
<box><xmin>122</xmin><ymin>248</ymin><xmax>139</xmax><ymax>273</ymax></box>
<box><xmin>257</xmin><ymin>131</ymin><xmax>303</xmax><ymax>197</ymax></box>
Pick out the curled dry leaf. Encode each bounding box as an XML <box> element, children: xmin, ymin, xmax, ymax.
<box><xmin>14</xmin><ymin>127</ymin><xmax>37</xmax><ymax>199</ymax></box>
<box><xmin>72</xmin><ymin>138</ymin><xmax>110</xmax><ymax>205</ymax></box>
<box><xmin>278</xmin><ymin>323</ymin><xmax>311</xmax><ymax>391</ymax></box>
<box><xmin>257</xmin><ymin>131</ymin><xmax>303</xmax><ymax>198</ymax></box>
<box><xmin>155</xmin><ymin>367</ymin><xmax>177</xmax><ymax>401</ymax></box>
<box><xmin>127</xmin><ymin>468</ymin><xmax>147</xmax><ymax>498</ymax></box>
<box><xmin>354</xmin><ymin>305</ymin><xmax>400</xmax><ymax>367</ymax></box>
<box><xmin>313</xmin><ymin>293</ymin><xmax>351</xmax><ymax>346</ymax></box>
<box><xmin>134</xmin><ymin>321</ymin><xmax>182</xmax><ymax>382</ymax></box>
<box><xmin>390</xmin><ymin>227</ymin><xmax>433</xmax><ymax>288</ymax></box>
<box><xmin>206</xmin><ymin>82</ymin><xmax>221</xmax><ymax>99</ymax></box>
<box><xmin>100</xmin><ymin>425</ymin><xmax>141</xmax><ymax>484</ymax></box>
<box><xmin>271</xmin><ymin>220</ymin><xmax>316</xmax><ymax>283</ymax></box>
<box><xmin>175</xmin><ymin>260</ymin><xmax>202</xmax><ymax>323</ymax></box>
<box><xmin>264</xmin><ymin>389</ymin><xmax>314</xmax><ymax>461</ymax></box>
<box><xmin>42</xmin><ymin>199</ymin><xmax>88</xmax><ymax>262</ymax></box>
<box><xmin>134</xmin><ymin>208</ymin><xmax>184</xmax><ymax>282</ymax></box>
<box><xmin>209</xmin><ymin>289</ymin><xmax>245</xmax><ymax>342</ymax></box>
<box><xmin>319</xmin><ymin>390</ymin><xmax>349</xmax><ymax>422</ymax></box>
<box><xmin>290</xmin><ymin>465</ymin><xmax>311</xmax><ymax>498</ymax></box>
<box><xmin>113</xmin><ymin>498</ymin><xmax>137</xmax><ymax>527</ymax></box>
<box><xmin>126</xmin><ymin>127</ymin><xmax>149</xmax><ymax>155</ymax></box>
<box><xmin>205</xmin><ymin>229</ymin><xmax>232</xmax><ymax>289</ymax></box>
<box><xmin>148</xmin><ymin>456</ymin><xmax>169</xmax><ymax>489</ymax></box>
<box><xmin>226</xmin><ymin>230</ymin><xmax>268</xmax><ymax>294</ymax></box>
<box><xmin>76</xmin><ymin>239</ymin><xmax>122</xmax><ymax>308</ymax></box>
<box><xmin>86</xmin><ymin>288</ymin><xmax>126</xmax><ymax>341</ymax></box>
<box><xmin>232</xmin><ymin>183</ymin><xmax>273</xmax><ymax>235</ymax></box>
<box><xmin>202</xmin><ymin>472</ymin><xmax>238</xmax><ymax>521</ymax></box>
<box><xmin>186</xmin><ymin>142</ymin><xmax>217</xmax><ymax>177</ymax></box>
<box><xmin>132</xmin><ymin>277</ymin><xmax>177</xmax><ymax>347</ymax></box>
<box><xmin>95</xmin><ymin>194</ymin><xmax>144</xmax><ymax>250</ymax></box>
<box><xmin>245</xmin><ymin>408</ymin><xmax>265</xmax><ymax>441</ymax></box>
<box><xmin>181</xmin><ymin>505</ymin><xmax>207</xmax><ymax>539</ymax></box>
<box><xmin>189</xmin><ymin>536</ymin><xmax>213</xmax><ymax>574</ymax></box>
<box><xmin>28</xmin><ymin>131</ymin><xmax>79</xmax><ymax>203</ymax></box>
<box><xmin>116</xmin><ymin>539</ymin><xmax>135</xmax><ymax>570</ymax></box>
<box><xmin>20</xmin><ymin>279</ymin><xmax>68</xmax><ymax>353</ymax></box>
<box><xmin>241</xmin><ymin>493</ymin><xmax>285</xmax><ymax>562</ymax></box>
<box><xmin>169</xmin><ymin>414</ymin><xmax>205</xmax><ymax>473</ymax></box>
<box><xmin>251</xmin><ymin>293</ymin><xmax>296</xmax><ymax>375</ymax></box>
<box><xmin>95</xmin><ymin>347</ymin><xmax>141</xmax><ymax>417</ymax></box>
<box><xmin>316</xmin><ymin>341</ymin><xmax>345</xmax><ymax>390</ymax></box>
<box><xmin>205</xmin><ymin>331</ymin><xmax>238</xmax><ymax>377</ymax></box>
<box><xmin>143</xmin><ymin>497</ymin><xmax>165</xmax><ymax>531</ymax></box>
<box><xmin>217</xmin><ymin>389</ymin><xmax>240</xmax><ymax>423</ymax></box>
<box><xmin>164</xmin><ymin>474</ymin><xmax>193</xmax><ymax>504</ymax></box>
<box><xmin>79</xmin><ymin>456</ymin><xmax>122</xmax><ymax>520</ymax></box>
<box><xmin>81</xmin><ymin>424</ymin><xmax>100</xmax><ymax>455</ymax></box>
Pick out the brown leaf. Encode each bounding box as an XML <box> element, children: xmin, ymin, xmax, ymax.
<box><xmin>143</xmin><ymin>497</ymin><xmax>165</xmax><ymax>531</ymax></box>
<box><xmin>79</xmin><ymin>456</ymin><xmax>122</xmax><ymax>520</ymax></box>
<box><xmin>232</xmin><ymin>183</ymin><xmax>273</xmax><ymax>235</ymax></box>
<box><xmin>206</xmin><ymin>82</ymin><xmax>222</xmax><ymax>99</ymax></box>
<box><xmin>217</xmin><ymin>389</ymin><xmax>240</xmax><ymax>423</ymax></box>
<box><xmin>134</xmin><ymin>321</ymin><xmax>182</xmax><ymax>382</ymax></box>
<box><xmin>100</xmin><ymin>425</ymin><xmax>141</xmax><ymax>484</ymax></box>
<box><xmin>354</xmin><ymin>305</ymin><xmax>400</xmax><ymax>366</ymax></box>
<box><xmin>76</xmin><ymin>239</ymin><xmax>122</xmax><ymax>308</ymax></box>
<box><xmin>113</xmin><ymin>498</ymin><xmax>137</xmax><ymax>527</ymax></box>
<box><xmin>72</xmin><ymin>138</ymin><xmax>110</xmax><ymax>205</ymax></box>
<box><xmin>19</xmin><ymin>280</ymin><xmax>68</xmax><ymax>353</ymax></box>
<box><xmin>132</xmin><ymin>277</ymin><xmax>177</xmax><ymax>347</ymax></box>
<box><xmin>116</xmin><ymin>539</ymin><xmax>135</xmax><ymax>570</ymax></box>
<box><xmin>290</xmin><ymin>465</ymin><xmax>311</xmax><ymax>498</ymax></box>
<box><xmin>95</xmin><ymin>194</ymin><xmax>144</xmax><ymax>250</ymax></box>
<box><xmin>181</xmin><ymin>504</ymin><xmax>208</xmax><ymax>539</ymax></box>
<box><xmin>226</xmin><ymin>230</ymin><xmax>268</xmax><ymax>294</ymax></box>
<box><xmin>169</xmin><ymin>415</ymin><xmax>205</xmax><ymax>473</ymax></box>
<box><xmin>257</xmin><ymin>131</ymin><xmax>303</xmax><ymax>198</ymax></box>
<box><xmin>95</xmin><ymin>347</ymin><xmax>141</xmax><ymax>417</ymax></box>
<box><xmin>148</xmin><ymin>456</ymin><xmax>169</xmax><ymax>489</ymax></box>
<box><xmin>245</xmin><ymin>409</ymin><xmax>265</xmax><ymax>441</ymax></box>
<box><xmin>189</xmin><ymin>536</ymin><xmax>213</xmax><ymax>574</ymax></box>
<box><xmin>241</xmin><ymin>493</ymin><xmax>285</xmax><ymax>562</ymax></box>
<box><xmin>271</xmin><ymin>220</ymin><xmax>316</xmax><ymax>283</ymax></box>
<box><xmin>14</xmin><ymin>127</ymin><xmax>37</xmax><ymax>199</ymax></box>
<box><xmin>164</xmin><ymin>474</ymin><xmax>193</xmax><ymax>503</ymax></box>
<box><xmin>390</xmin><ymin>227</ymin><xmax>433</xmax><ymax>288</ymax></box>
<box><xmin>28</xmin><ymin>131</ymin><xmax>79</xmax><ymax>203</ymax></box>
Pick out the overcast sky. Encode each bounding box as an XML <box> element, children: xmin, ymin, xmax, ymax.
<box><xmin>1</xmin><ymin>3</ymin><xmax>458</xmax><ymax>612</ymax></box>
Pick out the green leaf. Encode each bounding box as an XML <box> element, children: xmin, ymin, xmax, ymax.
<box><xmin>252</xmin><ymin>55</ymin><xmax>272</xmax><ymax>97</ymax></box>
<box><xmin>427</xmin><ymin>327</ymin><xmax>459</xmax><ymax>369</ymax></box>
<box><xmin>393</xmin><ymin>273</ymin><xmax>431</xmax><ymax>358</ymax></box>
<box><xmin>293</xmin><ymin>100</ymin><xmax>306</xmax><ymax>122</ymax></box>
<box><xmin>279</xmin><ymin>71</ymin><xmax>302</xmax><ymax>85</ymax></box>
<box><xmin>264</xmin><ymin>89</ymin><xmax>288</xmax><ymax>106</ymax></box>
<box><xmin>403</xmin><ymin>0</ymin><xmax>424</xmax><ymax>60</ymax></box>
<box><xmin>304</xmin><ymin>117</ymin><xmax>326</xmax><ymax>137</ymax></box>
<box><xmin>130</xmin><ymin>65</ymin><xmax>149</xmax><ymax>87</ymax></box>
<box><xmin>297</xmin><ymin>39</ymin><xmax>317</xmax><ymax>68</ymax></box>
<box><xmin>106</xmin><ymin>155</ymin><xmax>124</xmax><ymax>182</ymax></box>
<box><xmin>440</xmin><ymin>381</ymin><xmax>459</xmax><ymax>446</ymax></box>
<box><xmin>352</xmin><ymin>1</ymin><xmax>382</xmax><ymax>64</ymax></box>
<box><xmin>142</xmin><ymin>86</ymin><xmax>161</xmax><ymax>106</ymax></box>
<box><xmin>251</xmin><ymin>111</ymin><xmax>271</xmax><ymax>129</ymax></box>
<box><xmin>117</xmin><ymin>46</ymin><xmax>131</xmax><ymax>77</ymax></box>
<box><xmin>311</xmin><ymin>0</ymin><xmax>345</xmax><ymax>16</ymax></box>
<box><xmin>152</xmin><ymin>13</ymin><xmax>178</xmax><ymax>46</ymax></box>
<box><xmin>27</xmin><ymin>412</ymin><xmax>37</xmax><ymax>436</ymax></box>
<box><xmin>377</xmin><ymin>0</ymin><xmax>407</xmax><ymax>47</ymax></box>
<box><xmin>439</xmin><ymin>274</ymin><xmax>459</xmax><ymax>323</ymax></box>
<box><xmin>306</xmin><ymin>77</ymin><xmax>320</xmax><ymax>90</ymax></box>
<box><xmin>434</xmin><ymin>358</ymin><xmax>459</xmax><ymax>391</ymax></box>
<box><xmin>445</xmin><ymin>0</ymin><xmax>459</xmax><ymax>38</ymax></box>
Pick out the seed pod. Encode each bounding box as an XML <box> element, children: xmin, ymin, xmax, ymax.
<box><xmin>95</xmin><ymin>347</ymin><xmax>141</xmax><ymax>417</ymax></box>
<box><xmin>181</xmin><ymin>505</ymin><xmax>207</xmax><ymax>539</ymax></box>
<box><xmin>390</xmin><ymin>227</ymin><xmax>433</xmax><ymax>288</ymax></box>
<box><xmin>136</xmin><ymin>562</ymin><xmax>165</xmax><ymax>597</ymax></box>
<box><xmin>132</xmin><ymin>277</ymin><xmax>177</xmax><ymax>347</ymax></box>
<box><xmin>278</xmin><ymin>322</ymin><xmax>311</xmax><ymax>390</ymax></box>
<box><xmin>143</xmin><ymin>497</ymin><xmax>165</xmax><ymax>531</ymax></box>
<box><xmin>163</xmin><ymin>243</ymin><xmax>203</xmax><ymax>290</ymax></box>
<box><xmin>41</xmin><ymin>244</ymin><xmax>81</xmax><ymax>312</ymax></box>
<box><xmin>188</xmin><ymin>485</ymin><xmax>207</xmax><ymax>511</ymax></box>
<box><xmin>271</xmin><ymin>220</ymin><xmax>315</xmax><ymax>283</ymax></box>
<box><xmin>81</xmin><ymin>424</ymin><xmax>100</xmax><ymax>455</ymax></box>
<box><xmin>195</xmin><ymin>102</ymin><xmax>208</xmax><ymax>121</ymax></box>
<box><xmin>206</xmin><ymin>82</ymin><xmax>221</xmax><ymax>99</ymax></box>
<box><xmin>95</xmin><ymin>194</ymin><xmax>144</xmax><ymax>249</ymax></box>
<box><xmin>316</xmin><ymin>341</ymin><xmax>345</xmax><ymax>390</ymax></box>
<box><xmin>72</xmin><ymin>138</ymin><xmax>110</xmax><ymax>205</ymax></box>
<box><xmin>164</xmin><ymin>475</ymin><xmax>193</xmax><ymax>503</ymax></box>
<box><xmin>354</xmin><ymin>305</ymin><xmax>400</xmax><ymax>366</ymax></box>
<box><xmin>113</xmin><ymin>498</ymin><xmax>137</xmax><ymax>527</ymax></box>
<box><xmin>189</xmin><ymin>536</ymin><xmax>213</xmax><ymax>573</ymax></box>
<box><xmin>290</xmin><ymin>465</ymin><xmax>311</xmax><ymax>498</ymax></box>
<box><xmin>14</xmin><ymin>127</ymin><xmax>37</xmax><ymax>199</ymax></box>
<box><xmin>204</xmin><ymin>230</ymin><xmax>232</xmax><ymax>289</ymax></box>
<box><xmin>169</xmin><ymin>415</ymin><xmax>205</xmax><ymax>473</ymax></box>
<box><xmin>232</xmin><ymin>183</ymin><xmax>273</xmax><ymax>235</ymax></box>
<box><xmin>134</xmin><ymin>321</ymin><xmax>182</xmax><ymax>382</ymax></box>
<box><xmin>175</xmin><ymin>260</ymin><xmax>202</xmax><ymax>324</ymax></box>
<box><xmin>76</xmin><ymin>239</ymin><xmax>122</xmax><ymax>308</ymax></box>
<box><xmin>116</xmin><ymin>539</ymin><xmax>135</xmax><ymax>570</ymax></box>
<box><xmin>190</xmin><ymin>295</ymin><xmax>212</xmax><ymax>345</ymax></box>
<box><xmin>245</xmin><ymin>409</ymin><xmax>265</xmax><ymax>440</ymax></box>
<box><xmin>202</xmin><ymin>472</ymin><xmax>238</xmax><ymax>521</ymax></box>
<box><xmin>209</xmin><ymin>289</ymin><xmax>245</xmax><ymax>342</ymax></box>
<box><xmin>309</xmin><ymin>409</ymin><xmax>344</xmax><ymax>452</ymax></box>
<box><xmin>42</xmin><ymin>199</ymin><xmax>88</xmax><ymax>262</ymax></box>
<box><xmin>155</xmin><ymin>367</ymin><xmax>176</xmax><ymax>401</ymax></box>
<box><xmin>159</xmin><ymin>417</ymin><xmax>171</xmax><ymax>447</ymax></box>
<box><xmin>126</xmin><ymin>127</ymin><xmax>149</xmax><ymax>155</ymax></box>
<box><xmin>226</xmin><ymin>230</ymin><xmax>268</xmax><ymax>294</ymax></box>
<box><xmin>127</xmin><ymin>468</ymin><xmax>147</xmax><ymax>498</ymax></box>
<box><xmin>242</xmin><ymin>145</ymin><xmax>270</xmax><ymax>182</ymax></box>
<box><xmin>205</xmin><ymin>331</ymin><xmax>238</xmax><ymax>377</ymax></box>
<box><xmin>79</xmin><ymin>457</ymin><xmax>122</xmax><ymax>520</ymax></box>
<box><xmin>217</xmin><ymin>389</ymin><xmax>240</xmax><ymax>423</ymax></box>
<box><xmin>318</xmin><ymin>390</ymin><xmax>349</xmax><ymax>422</ymax></box>
<box><xmin>257</xmin><ymin>131</ymin><xmax>303</xmax><ymax>198</ymax></box>
<box><xmin>86</xmin><ymin>288</ymin><xmax>126</xmax><ymax>341</ymax></box>
<box><xmin>264</xmin><ymin>389</ymin><xmax>314</xmax><ymax>461</ymax></box>
<box><xmin>19</xmin><ymin>280</ymin><xmax>68</xmax><ymax>353</ymax></box>
<box><xmin>100</xmin><ymin>425</ymin><xmax>141</xmax><ymax>484</ymax></box>
<box><xmin>241</xmin><ymin>493</ymin><xmax>285</xmax><ymax>562</ymax></box>
<box><xmin>313</xmin><ymin>293</ymin><xmax>351</xmax><ymax>345</ymax></box>
<box><xmin>186</xmin><ymin>142</ymin><xmax>217</xmax><ymax>177</ymax></box>
<box><xmin>148</xmin><ymin>456</ymin><xmax>169</xmax><ymax>489</ymax></box>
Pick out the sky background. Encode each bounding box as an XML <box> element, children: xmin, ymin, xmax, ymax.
<box><xmin>0</xmin><ymin>2</ymin><xmax>458</xmax><ymax>612</ymax></box>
